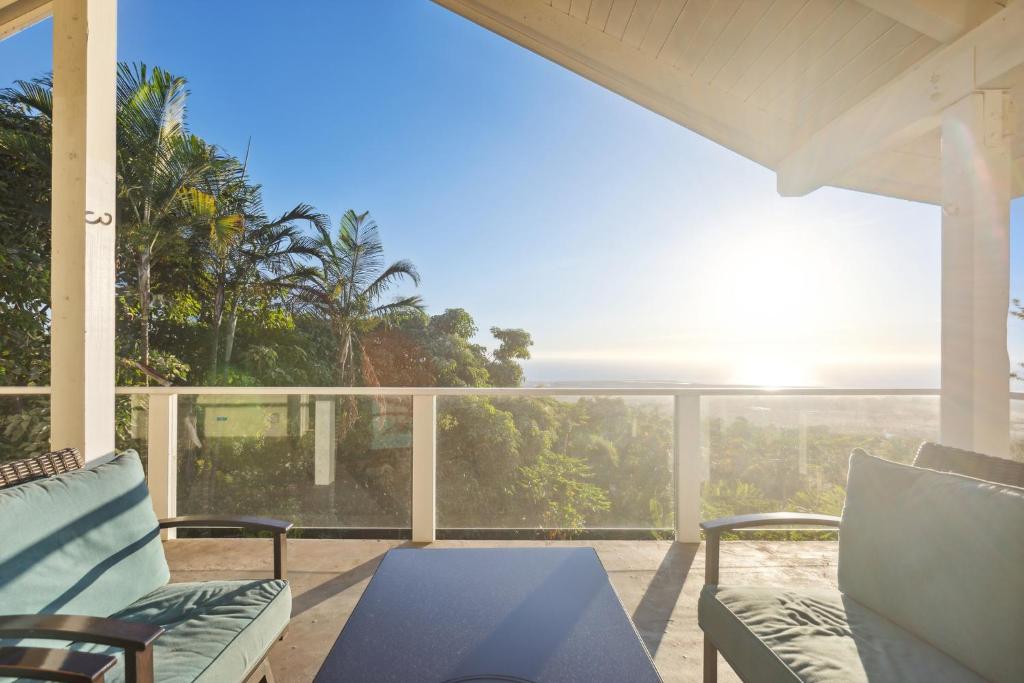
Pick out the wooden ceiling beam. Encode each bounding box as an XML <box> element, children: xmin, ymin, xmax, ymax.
<box><xmin>776</xmin><ymin>1</ymin><xmax>1024</xmax><ymax>198</ymax></box>
<box><xmin>856</xmin><ymin>0</ymin><xmax>1004</xmax><ymax>43</ymax></box>
<box><xmin>0</xmin><ymin>0</ymin><xmax>51</xmax><ymax>41</ymax></box>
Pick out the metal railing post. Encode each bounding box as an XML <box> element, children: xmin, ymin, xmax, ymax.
<box><xmin>412</xmin><ymin>394</ymin><xmax>437</xmax><ymax>543</ymax></box>
<box><xmin>147</xmin><ymin>392</ymin><xmax>178</xmax><ymax>540</ymax></box>
<box><xmin>674</xmin><ymin>393</ymin><xmax>702</xmax><ymax>543</ymax></box>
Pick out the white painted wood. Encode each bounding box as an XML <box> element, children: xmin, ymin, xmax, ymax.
<box><xmin>777</xmin><ymin>1</ymin><xmax>1024</xmax><ymax>196</ymax></box>
<box><xmin>587</xmin><ymin>0</ymin><xmax>614</xmax><ymax>29</ymax></box>
<box><xmin>673</xmin><ymin>394</ymin><xmax>702</xmax><ymax>543</ymax></box>
<box><xmin>659</xmin><ymin>0</ymin><xmax>716</xmax><ymax>66</ymax></box>
<box><xmin>433</xmin><ymin>0</ymin><xmax>794</xmax><ymax>167</ymax></box>
<box><xmin>604</xmin><ymin>0</ymin><xmax>637</xmax><ymax>39</ymax></box>
<box><xmin>314</xmin><ymin>399</ymin><xmax>336</xmax><ymax>486</ymax></box>
<box><xmin>412</xmin><ymin>395</ymin><xmax>437</xmax><ymax>543</ymax></box>
<box><xmin>748</xmin><ymin>0</ymin><xmax>871</xmax><ymax>107</ymax></box>
<box><xmin>569</xmin><ymin>0</ymin><xmax>591</xmax><ymax>20</ymax></box>
<box><xmin>712</xmin><ymin>0</ymin><xmax>809</xmax><ymax>91</ymax></box>
<box><xmin>0</xmin><ymin>0</ymin><xmax>50</xmax><ymax>40</ymax></box>
<box><xmin>692</xmin><ymin>0</ymin><xmax>772</xmax><ymax>83</ymax></box>
<box><xmin>49</xmin><ymin>0</ymin><xmax>117</xmax><ymax>461</ymax></box>
<box><xmin>857</xmin><ymin>0</ymin><xmax>1002</xmax><ymax>42</ymax></box>
<box><xmin>674</xmin><ymin>0</ymin><xmax>744</xmax><ymax>75</ymax></box>
<box><xmin>621</xmin><ymin>0</ymin><xmax>658</xmax><ymax>48</ymax></box>
<box><xmin>730</xmin><ymin>0</ymin><xmax>844</xmax><ymax>100</ymax></box>
<box><xmin>552</xmin><ymin>0</ymin><xmax>572</xmax><ymax>14</ymax></box>
<box><xmin>939</xmin><ymin>91</ymin><xmax>1012</xmax><ymax>457</ymax></box>
<box><xmin>148</xmin><ymin>393</ymin><xmax>178</xmax><ymax>540</ymax></box>
<box><xmin>638</xmin><ymin>0</ymin><xmax>686</xmax><ymax>56</ymax></box>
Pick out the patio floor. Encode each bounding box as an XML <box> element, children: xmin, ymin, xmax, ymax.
<box><xmin>164</xmin><ymin>538</ymin><xmax>839</xmax><ymax>682</ymax></box>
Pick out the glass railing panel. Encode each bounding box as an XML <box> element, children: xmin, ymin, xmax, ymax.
<box><xmin>175</xmin><ymin>393</ymin><xmax>412</xmax><ymax>529</ymax></box>
<box><xmin>1012</xmin><ymin>397</ymin><xmax>1024</xmax><ymax>462</ymax></box>
<box><xmin>436</xmin><ymin>395</ymin><xmax>674</xmax><ymax>534</ymax></box>
<box><xmin>701</xmin><ymin>394</ymin><xmax>939</xmax><ymax>519</ymax></box>
<box><xmin>116</xmin><ymin>394</ymin><xmax>149</xmax><ymax>470</ymax></box>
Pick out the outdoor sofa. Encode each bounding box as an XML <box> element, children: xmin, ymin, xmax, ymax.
<box><xmin>699</xmin><ymin>447</ymin><xmax>1024</xmax><ymax>683</ymax></box>
<box><xmin>0</xmin><ymin>450</ymin><xmax>291</xmax><ymax>683</ymax></box>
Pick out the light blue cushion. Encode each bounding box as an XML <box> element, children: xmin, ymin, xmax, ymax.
<box><xmin>0</xmin><ymin>451</ymin><xmax>169</xmax><ymax>616</ymax></box>
<box><xmin>699</xmin><ymin>585</ymin><xmax>986</xmax><ymax>683</ymax></box>
<box><xmin>839</xmin><ymin>450</ymin><xmax>1024</xmax><ymax>683</ymax></box>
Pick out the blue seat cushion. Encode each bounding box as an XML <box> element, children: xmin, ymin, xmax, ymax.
<box><xmin>699</xmin><ymin>585</ymin><xmax>986</xmax><ymax>683</ymax></box>
<box><xmin>73</xmin><ymin>579</ymin><xmax>290</xmax><ymax>683</ymax></box>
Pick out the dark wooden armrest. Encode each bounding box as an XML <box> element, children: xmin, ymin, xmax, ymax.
<box><xmin>158</xmin><ymin>515</ymin><xmax>292</xmax><ymax>581</ymax></box>
<box><xmin>700</xmin><ymin>513</ymin><xmax>841</xmax><ymax>586</ymax></box>
<box><xmin>0</xmin><ymin>615</ymin><xmax>162</xmax><ymax>683</ymax></box>
<box><xmin>0</xmin><ymin>646</ymin><xmax>118</xmax><ymax>683</ymax></box>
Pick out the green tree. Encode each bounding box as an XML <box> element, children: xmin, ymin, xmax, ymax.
<box><xmin>488</xmin><ymin>327</ymin><xmax>532</xmax><ymax>386</ymax></box>
<box><xmin>297</xmin><ymin>210</ymin><xmax>423</xmax><ymax>386</ymax></box>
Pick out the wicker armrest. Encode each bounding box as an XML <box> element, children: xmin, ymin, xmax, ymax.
<box><xmin>0</xmin><ymin>447</ymin><xmax>83</xmax><ymax>490</ymax></box>
<box><xmin>158</xmin><ymin>515</ymin><xmax>293</xmax><ymax>580</ymax></box>
<box><xmin>0</xmin><ymin>646</ymin><xmax>117</xmax><ymax>683</ymax></box>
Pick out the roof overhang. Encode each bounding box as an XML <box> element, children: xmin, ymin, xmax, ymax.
<box><xmin>434</xmin><ymin>0</ymin><xmax>1024</xmax><ymax>204</ymax></box>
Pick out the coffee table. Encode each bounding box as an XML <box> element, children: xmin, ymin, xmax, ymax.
<box><xmin>314</xmin><ymin>547</ymin><xmax>663</xmax><ymax>682</ymax></box>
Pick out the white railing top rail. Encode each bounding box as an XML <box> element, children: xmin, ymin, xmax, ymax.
<box><xmin>4</xmin><ymin>385</ymin><xmax>1023</xmax><ymax>399</ymax></box>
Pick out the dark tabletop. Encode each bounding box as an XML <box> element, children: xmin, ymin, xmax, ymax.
<box><xmin>314</xmin><ymin>547</ymin><xmax>662</xmax><ymax>683</ymax></box>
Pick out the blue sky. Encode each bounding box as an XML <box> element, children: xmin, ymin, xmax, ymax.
<box><xmin>1</xmin><ymin>0</ymin><xmax>1021</xmax><ymax>388</ymax></box>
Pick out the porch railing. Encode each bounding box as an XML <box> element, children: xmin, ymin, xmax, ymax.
<box><xmin>2</xmin><ymin>386</ymin><xmax>1022</xmax><ymax>542</ymax></box>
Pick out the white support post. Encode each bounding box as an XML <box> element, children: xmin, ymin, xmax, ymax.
<box><xmin>49</xmin><ymin>0</ymin><xmax>118</xmax><ymax>461</ymax></box>
<box><xmin>940</xmin><ymin>91</ymin><xmax>1013</xmax><ymax>456</ymax></box>
<box><xmin>412</xmin><ymin>395</ymin><xmax>437</xmax><ymax>543</ymax></box>
<box><xmin>148</xmin><ymin>393</ymin><xmax>178</xmax><ymax>540</ymax></box>
<box><xmin>314</xmin><ymin>399</ymin><xmax>336</xmax><ymax>486</ymax></box>
<box><xmin>674</xmin><ymin>394</ymin><xmax>702</xmax><ymax>543</ymax></box>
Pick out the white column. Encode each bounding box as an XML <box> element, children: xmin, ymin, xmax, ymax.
<box><xmin>148</xmin><ymin>393</ymin><xmax>177</xmax><ymax>540</ymax></box>
<box><xmin>411</xmin><ymin>395</ymin><xmax>436</xmax><ymax>543</ymax></box>
<box><xmin>940</xmin><ymin>91</ymin><xmax>1013</xmax><ymax>457</ymax></box>
<box><xmin>674</xmin><ymin>394</ymin><xmax>702</xmax><ymax>543</ymax></box>
<box><xmin>314</xmin><ymin>399</ymin><xmax>336</xmax><ymax>486</ymax></box>
<box><xmin>49</xmin><ymin>0</ymin><xmax>118</xmax><ymax>460</ymax></box>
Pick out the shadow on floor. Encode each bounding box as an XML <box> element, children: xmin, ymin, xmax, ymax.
<box><xmin>291</xmin><ymin>542</ymin><xmax>415</xmax><ymax>618</ymax></box>
<box><xmin>632</xmin><ymin>542</ymin><xmax>698</xmax><ymax>656</ymax></box>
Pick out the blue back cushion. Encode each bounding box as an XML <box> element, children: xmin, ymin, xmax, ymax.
<box><xmin>839</xmin><ymin>450</ymin><xmax>1024</xmax><ymax>683</ymax></box>
<box><xmin>0</xmin><ymin>451</ymin><xmax>169</xmax><ymax>616</ymax></box>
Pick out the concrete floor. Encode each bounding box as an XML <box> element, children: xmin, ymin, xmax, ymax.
<box><xmin>165</xmin><ymin>538</ymin><xmax>838</xmax><ymax>683</ymax></box>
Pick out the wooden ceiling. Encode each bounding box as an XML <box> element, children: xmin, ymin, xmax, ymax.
<box><xmin>434</xmin><ymin>0</ymin><xmax>1024</xmax><ymax>203</ymax></box>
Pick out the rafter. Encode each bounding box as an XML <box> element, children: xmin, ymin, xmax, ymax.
<box><xmin>0</xmin><ymin>0</ymin><xmax>51</xmax><ymax>41</ymax></box>
<box><xmin>857</xmin><ymin>0</ymin><xmax>1004</xmax><ymax>42</ymax></box>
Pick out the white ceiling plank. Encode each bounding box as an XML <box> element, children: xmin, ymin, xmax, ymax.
<box><xmin>747</xmin><ymin>0</ymin><xmax>870</xmax><ymax>106</ymax></box>
<box><xmin>693</xmin><ymin>0</ymin><xmax>774</xmax><ymax>83</ymax></box>
<box><xmin>552</xmin><ymin>0</ymin><xmax>573</xmax><ymax>14</ymax></box>
<box><xmin>0</xmin><ymin>0</ymin><xmax>50</xmax><ymax>40</ymax></box>
<box><xmin>731</xmin><ymin>0</ymin><xmax>844</xmax><ymax>100</ymax></box>
<box><xmin>604</xmin><ymin>0</ymin><xmax>637</xmax><ymax>38</ymax></box>
<box><xmin>587</xmin><ymin>0</ymin><xmax>615</xmax><ymax>29</ymax></box>
<box><xmin>569</xmin><ymin>0</ymin><xmax>593</xmax><ymax>20</ymax></box>
<box><xmin>798</xmin><ymin>32</ymin><xmax>938</xmax><ymax>135</ymax></box>
<box><xmin>713</xmin><ymin>0</ymin><xmax>810</xmax><ymax>91</ymax></box>
<box><xmin>638</xmin><ymin>0</ymin><xmax>687</xmax><ymax>56</ymax></box>
<box><xmin>658</xmin><ymin>0</ymin><xmax>716</xmax><ymax>64</ymax></box>
<box><xmin>777</xmin><ymin>1</ymin><xmax>1024</xmax><ymax>196</ymax></box>
<box><xmin>856</xmin><ymin>0</ymin><xmax>1002</xmax><ymax>42</ymax></box>
<box><xmin>673</xmin><ymin>0</ymin><xmax>745</xmax><ymax>74</ymax></box>
<box><xmin>433</xmin><ymin>0</ymin><xmax>796</xmax><ymax>167</ymax></box>
<box><xmin>621</xmin><ymin>0</ymin><xmax>659</xmax><ymax>47</ymax></box>
<box><xmin>770</xmin><ymin>18</ymin><xmax>918</xmax><ymax>124</ymax></box>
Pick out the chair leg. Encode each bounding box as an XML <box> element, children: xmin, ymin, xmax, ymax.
<box><xmin>244</xmin><ymin>658</ymin><xmax>275</xmax><ymax>683</ymax></box>
<box><xmin>704</xmin><ymin>636</ymin><xmax>718</xmax><ymax>683</ymax></box>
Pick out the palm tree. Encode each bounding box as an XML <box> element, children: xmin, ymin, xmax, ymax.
<box><xmin>297</xmin><ymin>210</ymin><xmax>423</xmax><ymax>386</ymax></box>
<box><xmin>116</xmin><ymin>63</ymin><xmax>230</xmax><ymax>372</ymax></box>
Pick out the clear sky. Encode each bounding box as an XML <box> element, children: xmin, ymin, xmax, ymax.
<box><xmin>1</xmin><ymin>0</ymin><xmax>1021</xmax><ymax>388</ymax></box>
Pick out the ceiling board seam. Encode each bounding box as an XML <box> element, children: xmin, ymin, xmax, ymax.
<box><xmin>720</xmin><ymin>0</ymin><xmax>810</xmax><ymax>92</ymax></box>
<box><xmin>654</xmin><ymin>0</ymin><xmax>691</xmax><ymax>59</ymax></box>
<box><xmin>705</xmin><ymin>0</ymin><xmax>778</xmax><ymax>84</ymax></box>
<box><xmin>675</xmin><ymin>0</ymin><xmax>725</xmax><ymax>70</ymax></box>
<box><xmin>740</xmin><ymin>0</ymin><xmax>844</xmax><ymax>103</ymax></box>
<box><xmin>689</xmin><ymin>0</ymin><xmax>746</xmax><ymax>76</ymax></box>
<box><xmin>796</xmin><ymin>33</ymin><xmax>935</xmax><ymax>138</ymax></box>
<box><xmin>785</xmin><ymin>19</ymin><xmax>902</xmax><ymax>114</ymax></box>
<box><xmin>750</xmin><ymin>1</ymin><xmax>872</xmax><ymax>105</ymax></box>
